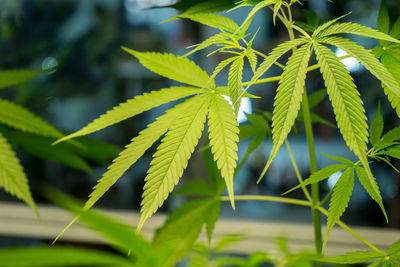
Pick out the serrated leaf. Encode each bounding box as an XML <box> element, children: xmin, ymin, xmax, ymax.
<box><xmin>319</xmin><ymin>37</ymin><xmax>400</xmax><ymax>117</ymax></box>
<box><xmin>55</xmin><ymin>87</ymin><xmax>203</xmax><ymax>144</ymax></box>
<box><xmin>122</xmin><ymin>47</ymin><xmax>214</xmax><ymax>88</ymax></box>
<box><xmin>152</xmin><ymin>198</ymin><xmax>220</xmax><ymax>267</ymax></box>
<box><xmin>237</xmin><ymin>0</ymin><xmax>276</xmax><ymax>34</ymax></box>
<box><xmin>370</xmin><ymin>102</ymin><xmax>384</xmax><ymax>146</ymax></box>
<box><xmin>272</xmin><ymin>2</ymin><xmax>282</xmax><ymax>26</ymax></box>
<box><xmin>0</xmin><ymin>98</ymin><xmax>62</xmax><ymax>138</ymax></box>
<box><xmin>178</xmin><ymin>13</ymin><xmax>239</xmax><ymax>32</ymax></box>
<box><xmin>314</xmin><ymin>41</ymin><xmax>368</xmax><ymax>160</ymax></box>
<box><xmin>312</xmin><ymin>13</ymin><xmax>351</xmax><ymax>37</ymax></box>
<box><xmin>378</xmin><ymin>0</ymin><xmax>390</xmax><ymax>46</ymax></box>
<box><xmin>228</xmin><ymin>56</ymin><xmax>245</xmax><ymax>114</ymax></box>
<box><xmin>185</xmin><ymin>32</ymin><xmax>231</xmax><ymax>56</ymax></box>
<box><xmin>211</xmin><ymin>56</ymin><xmax>238</xmax><ymax>81</ymax></box>
<box><xmin>205</xmin><ymin>199</ymin><xmax>221</xmax><ymax>243</ymax></box>
<box><xmin>208</xmin><ymin>94</ymin><xmax>239</xmax><ymax>208</ymax></box>
<box><xmin>0</xmin><ymin>246</ymin><xmax>134</xmax><ymax>267</ymax></box>
<box><xmin>383</xmin><ymin>145</ymin><xmax>400</xmax><ymax>159</ymax></box>
<box><xmin>283</xmin><ymin>164</ymin><xmax>348</xmax><ymax>195</ymax></box>
<box><xmin>321</xmin><ymin>152</ymin><xmax>354</xmax><ymax>165</ymax></box>
<box><xmin>355</xmin><ymin>167</ymin><xmax>386</xmax><ymax>220</ymax></box>
<box><xmin>391</xmin><ymin>18</ymin><xmax>400</xmax><ymax>39</ymax></box>
<box><xmin>83</xmin><ymin>99</ymin><xmax>193</xmax><ymax>211</ymax></box>
<box><xmin>203</xmin><ymin>146</ymin><xmax>226</xmax><ymax>194</ymax></box>
<box><xmin>317</xmin><ymin>22</ymin><xmax>400</xmax><ymax>44</ymax></box>
<box><xmin>308</xmin><ymin>88</ymin><xmax>327</xmax><ymax>109</ymax></box>
<box><xmin>381</xmin><ymin>126</ymin><xmax>400</xmax><ymax>144</ymax></box>
<box><xmin>381</xmin><ymin>50</ymin><xmax>400</xmax><ymax>117</ymax></box>
<box><xmin>0</xmin><ymin>69</ymin><xmax>43</xmax><ymax>89</ymax></box>
<box><xmin>174</xmin><ymin>178</ymin><xmax>214</xmax><ymax>196</ymax></box>
<box><xmin>259</xmin><ymin>43</ymin><xmax>312</xmax><ymax>181</ymax></box>
<box><xmin>246</xmin><ymin>49</ymin><xmax>258</xmax><ymax>72</ymax></box>
<box><xmin>13</xmin><ymin>132</ymin><xmax>93</xmax><ymax>174</ymax></box>
<box><xmin>387</xmin><ymin>240</ymin><xmax>400</xmax><ymax>255</ymax></box>
<box><xmin>0</xmin><ymin>132</ymin><xmax>38</xmax><ymax>216</ymax></box>
<box><xmin>238</xmin><ymin>132</ymin><xmax>266</xmax><ymax>170</ymax></box>
<box><xmin>319</xmin><ymin>250</ymin><xmax>384</xmax><ymax>264</ymax></box>
<box><xmin>246</xmin><ymin>38</ymin><xmax>307</xmax><ymax>91</ymax></box>
<box><xmin>326</xmin><ymin>168</ymin><xmax>355</xmax><ymax>242</ymax></box>
<box><xmin>138</xmin><ymin>94</ymin><xmax>211</xmax><ymax>231</ymax></box>
<box><xmin>173</xmin><ymin>0</ymin><xmax>237</xmax><ymax>14</ymax></box>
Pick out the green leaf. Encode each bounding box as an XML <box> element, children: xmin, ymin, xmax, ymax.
<box><xmin>174</xmin><ymin>178</ymin><xmax>214</xmax><ymax>196</ymax></box>
<box><xmin>317</xmin><ymin>22</ymin><xmax>400</xmax><ymax>44</ymax></box>
<box><xmin>259</xmin><ymin>42</ymin><xmax>312</xmax><ymax>181</ymax></box>
<box><xmin>238</xmin><ymin>131</ymin><xmax>265</xmax><ymax>170</ymax></box>
<box><xmin>205</xmin><ymin>199</ymin><xmax>221</xmax><ymax>243</ymax></box>
<box><xmin>367</xmin><ymin>260</ymin><xmax>384</xmax><ymax>267</ymax></box>
<box><xmin>216</xmin><ymin>86</ymin><xmax>260</xmax><ymax>98</ymax></box>
<box><xmin>321</xmin><ymin>152</ymin><xmax>354</xmax><ymax>165</ymax></box>
<box><xmin>172</xmin><ymin>0</ymin><xmax>237</xmax><ymax>14</ymax></box>
<box><xmin>208</xmin><ymin>94</ymin><xmax>239</xmax><ymax>208</ymax></box>
<box><xmin>13</xmin><ymin>132</ymin><xmax>93</xmax><ymax>174</ymax></box>
<box><xmin>308</xmin><ymin>89</ymin><xmax>327</xmax><ymax>109</ymax></box>
<box><xmin>320</xmin><ymin>37</ymin><xmax>400</xmax><ymax>116</ymax></box>
<box><xmin>152</xmin><ymin>198</ymin><xmax>220</xmax><ymax>267</ymax></box>
<box><xmin>387</xmin><ymin>240</ymin><xmax>400</xmax><ymax>255</ymax></box>
<box><xmin>138</xmin><ymin>94</ymin><xmax>211</xmax><ymax>231</ymax></box>
<box><xmin>48</xmin><ymin>190</ymin><xmax>156</xmax><ymax>265</ymax></box>
<box><xmin>381</xmin><ymin>126</ymin><xmax>400</xmax><ymax>144</ymax></box>
<box><xmin>83</xmin><ymin>100</ymin><xmax>193</xmax><ymax>211</ymax></box>
<box><xmin>214</xmin><ymin>234</ymin><xmax>245</xmax><ymax>252</ymax></box>
<box><xmin>203</xmin><ymin>146</ymin><xmax>226</xmax><ymax>194</ymax></box>
<box><xmin>178</xmin><ymin>13</ymin><xmax>239</xmax><ymax>32</ymax></box>
<box><xmin>0</xmin><ymin>246</ymin><xmax>134</xmax><ymax>267</ymax></box>
<box><xmin>0</xmin><ymin>69</ymin><xmax>43</xmax><ymax>89</ymax></box>
<box><xmin>383</xmin><ymin>145</ymin><xmax>400</xmax><ymax>160</ymax></box>
<box><xmin>370</xmin><ymin>102</ymin><xmax>384</xmax><ymax>146</ymax></box>
<box><xmin>355</xmin><ymin>167</ymin><xmax>386</xmax><ymax>220</ymax></box>
<box><xmin>246</xmin><ymin>49</ymin><xmax>258</xmax><ymax>73</ymax></box>
<box><xmin>0</xmin><ymin>98</ymin><xmax>62</xmax><ymax>138</ymax></box>
<box><xmin>55</xmin><ymin>86</ymin><xmax>203</xmax><ymax>144</ymax></box>
<box><xmin>381</xmin><ymin>50</ymin><xmax>400</xmax><ymax>117</ymax></box>
<box><xmin>185</xmin><ymin>32</ymin><xmax>231</xmax><ymax>56</ymax></box>
<box><xmin>314</xmin><ymin>41</ymin><xmax>368</xmax><ymax>160</ymax></box>
<box><xmin>378</xmin><ymin>0</ymin><xmax>390</xmax><ymax>46</ymax></box>
<box><xmin>228</xmin><ymin>56</ymin><xmax>245</xmax><ymax>114</ymax></box>
<box><xmin>272</xmin><ymin>1</ymin><xmax>282</xmax><ymax>26</ymax></box>
<box><xmin>319</xmin><ymin>250</ymin><xmax>384</xmax><ymax>264</ymax></box>
<box><xmin>246</xmin><ymin>37</ymin><xmax>307</xmax><ymax>91</ymax></box>
<box><xmin>70</xmin><ymin>137</ymin><xmax>121</xmax><ymax>165</ymax></box>
<box><xmin>237</xmin><ymin>0</ymin><xmax>276</xmax><ymax>34</ymax></box>
<box><xmin>211</xmin><ymin>56</ymin><xmax>238</xmax><ymax>82</ymax></box>
<box><xmin>0</xmin><ymin>132</ymin><xmax>38</xmax><ymax>217</ymax></box>
<box><xmin>390</xmin><ymin>17</ymin><xmax>400</xmax><ymax>39</ymax></box>
<box><xmin>283</xmin><ymin>164</ymin><xmax>348</xmax><ymax>195</ymax></box>
<box><xmin>326</xmin><ymin>168</ymin><xmax>355</xmax><ymax>242</ymax></box>
<box><xmin>122</xmin><ymin>47</ymin><xmax>214</xmax><ymax>88</ymax></box>
<box><xmin>312</xmin><ymin>13</ymin><xmax>352</xmax><ymax>37</ymax></box>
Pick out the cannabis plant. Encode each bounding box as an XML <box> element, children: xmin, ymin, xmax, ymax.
<box><xmin>2</xmin><ymin>0</ymin><xmax>400</xmax><ymax>266</ymax></box>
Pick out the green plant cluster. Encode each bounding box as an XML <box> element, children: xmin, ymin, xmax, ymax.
<box><xmin>0</xmin><ymin>0</ymin><xmax>400</xmax><ymax>266</ymax></box>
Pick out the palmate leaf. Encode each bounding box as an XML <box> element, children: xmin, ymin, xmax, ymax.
<box><xmin>138</xmin><ymin>94</ymin><xmax>211</xmax><ymax>231</ymax></box>
<box><xmin>0</xmin><ymin>132</ymin><xmax>38</xmax><ymax>216</ymax></box>
<box><xmin>317</xmin><ymin>22</ymin><xmax>400</xmax><ymax>44</ymax></box>
<box><xmin>314</xmin><ymin>42</ymin><xmax>368</xmax><ymax>159</ymax></box>
<box><xmin>319</xmin><ymin>250</ymin><xmax>384</xmax><ymax>264</ymax></box>
<box><xmin>55</xmin><ymin>86</ymin><xmax>203</xmax><ymax>144</ymax></box>
<box><xmin>228</xmin><ymin>56</ymin><xmax>245</xmax><ymax>114</ymax></box>
<box><xmin>83</xmin><ymin>98</ymin><xmax>195</xmax><ymax>211</ymax></box>
<box><xmin>153</xmin><ymin>198</ymin><xmax>221</xmax><ymax>267</ymax></box>
<box><xmin>177</xmin><ymin>13</ymin><xmax>239</xmax><ymax>32</ymax></box>
<box><xmin>208</xmin><ymin>94</ymin><xmax>239</xmax><ymax>208</ymax></box>
<box><xmin>326</xmin><ymin>168</ymin><xmax>355</xmax><ymax>245</ymax></box>
<box><xmin>0</xmin><ymin>98</ymin><xmax>62</xmax><ymax>138</ymax></box>
<box><xmin>246</xmin><ymin>49</ymin><xmax>258</xmax><ymax>72</ymax></box>
<box><xmin>387</xmin><ymin>240</ymin><xmax>400</xmax><ymax>255</ymax></box>
<box><xmin>259</xmin><ymin>42</ymin><xmax>312</xmax><ymax>181</ymax></box>
<box><xmin>122</xmin><ymin>47</ymin><xmax>215</xmax><ymax>89</ymax></box>
<box><xmin>312</xmin><ymin>13</ymin><xmax>351</xmax><ymax>37</ymax></box>
<box><xmin>319</xmin><ymin>37</ymin><xmax>400</xmax><ymax>114</ymax></box>
<box><xmin>0</xmin><ymin>246</ymin><xmax>134</xmax><ymax>267</ymax></box>
<box><xmin>0</xmin><ymin>69</ymin><xmax>43</xmax><ymax>89</ymax></box>
<box><xmin>245</xmin><ymin>38</ymin><xmax>307</xmax><ymax>91</ymax></box>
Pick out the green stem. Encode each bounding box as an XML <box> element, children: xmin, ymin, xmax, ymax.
<box><xmin>302</xmin><ymin>89</ymin><xmax>323</xmax><ymax>257</ymax></box>
<box><xmin>285</xmin><ymin>140</ymin><xmax>312</xmax><ymax>202</ymax></box>
<box><xmin>220</xmin><ymin>195</ymin><xmax>310</xmax><ymax>206</ymax></box>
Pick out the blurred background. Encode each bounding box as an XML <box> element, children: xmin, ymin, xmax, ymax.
<box><xmin>0</xmin><ymin>0</ymin><xmax>399</xmax><ymax>250</ymax></box>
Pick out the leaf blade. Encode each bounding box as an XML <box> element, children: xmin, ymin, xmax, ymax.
<box><xmin>228</xmin><ymin>56</ymin><xmax>245</xmax><ymax>114</ymax></box>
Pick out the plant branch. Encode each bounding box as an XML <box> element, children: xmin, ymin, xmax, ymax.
<box><xmin>220</xmin><ymin>195</ymin><xmax>310</xmax><ymax>207</ymax></box>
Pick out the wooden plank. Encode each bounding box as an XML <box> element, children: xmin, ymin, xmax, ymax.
<box><xmin>0</xmin><ymin>202</ymin><xmax>398</xmax><ymax>256</ymax></box>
